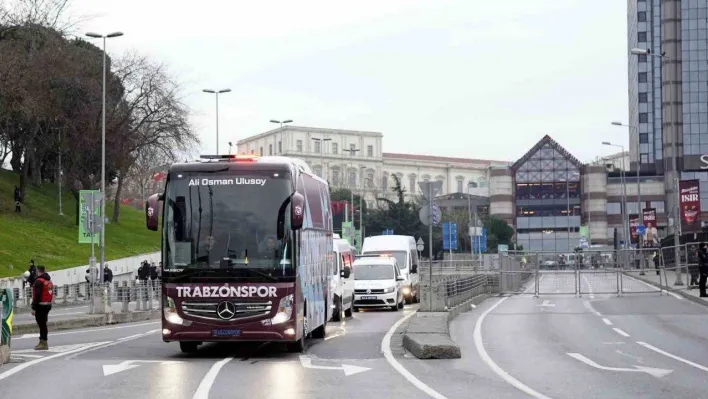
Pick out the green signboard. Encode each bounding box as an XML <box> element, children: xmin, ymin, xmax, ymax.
<box><xmin>354</xmin><ymin>229</ymin><xmax>362</xmax><ymax>254</ymax></box>
<box><xmin>579</xmin><ymin>225</ymin><xmax>588</xmax><ymax>239</ymax></box>
<box><xmin>79</xmin><ymin>189</ymin><xmax>100</xmax><ymax>244</ymax></box>
<box><xmin>1</xmin><ymin>288</ymin><xmax>13</xmax><ymax>347</ymax></box>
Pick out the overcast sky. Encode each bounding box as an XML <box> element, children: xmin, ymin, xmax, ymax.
<box><xmin>68</xmin><ymin>0</ymin><xmax>629</xmax><ymax>164</ymax></box>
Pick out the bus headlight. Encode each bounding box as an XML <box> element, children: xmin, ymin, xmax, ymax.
<box><xmin>271</xmin><ymin>294</ymin><xmax>294</xmax><ymax>325</ymax></box>
<box><xmin>384</xmin><ymin>286</ymin><xmax>396</xmax><ymax>293</ymax></box>
<box><xmin>163</xmin><ymin>296</ymin><xmax>184</xmax><ymax>325</ymax></box>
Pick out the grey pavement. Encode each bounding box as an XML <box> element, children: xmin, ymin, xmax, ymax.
<box><xmin>12</xmin><ymin>301</ymin><xmax>149</xmax><ymax>325</ymax></box>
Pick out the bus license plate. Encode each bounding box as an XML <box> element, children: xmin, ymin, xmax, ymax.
<box><xmin>361</xmin><ymin>296</ymin><xmax>377</xmax><ymax>300</ymax></box>
<box><xmin>212</xmin><ymin>329</ymin><xmax>241</xmax><ymax>337</ymax></box>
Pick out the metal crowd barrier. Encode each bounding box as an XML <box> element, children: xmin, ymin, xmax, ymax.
<box><xmin>4</xmin><ymin>280</ymin><xmax>162</xmax><ymax>313</ymax></box>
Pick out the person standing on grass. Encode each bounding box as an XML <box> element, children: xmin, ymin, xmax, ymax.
<box><xmin>31</xmin><ymin>265</ymin><xmax>53</xmax><ymax>350</ymax></box>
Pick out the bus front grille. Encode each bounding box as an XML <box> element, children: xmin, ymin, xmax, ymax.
<box><xmin>181</xmin><ymin>300</ymin><xmax>273</xmax><ymax>321</ymax></box>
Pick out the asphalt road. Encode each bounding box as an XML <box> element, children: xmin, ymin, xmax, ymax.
<box><xmin>397</xmin><ymin>273</ymin><xmax>708</xmax><ymax>399</ymax></box>
<box><xmin>1</xmin><ymin>305</ymin><xmax>429</xmax><ymax>399</ymax></box>
<box><xmin>4</xmin><ymin>273</ymin><xmax>708</xmax><ymax>399</ymax></box>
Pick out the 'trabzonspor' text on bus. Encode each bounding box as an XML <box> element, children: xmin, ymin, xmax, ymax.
<box><xmin>175</xmin><ymin>285</ymin><xmax>279</xmax><ymax>298</ymax></box>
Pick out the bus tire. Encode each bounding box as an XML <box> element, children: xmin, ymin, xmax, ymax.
<box><xmin>344</xmin><ymin>295</ymin><xmax>353</xmax><ymax>317</ymax></box>
<box><xmin>179</xmin><ymin>342</ymin><xmax>198</xmax><ymax>354</ymax></box>
<box><xmin>287</xmin><ymin>336</ymin><xmax>306</xmax><ymax>353</ymax></box>
<box><xmin>332</xmin><ymin>296</ymin><xmax>343</xmax><ymax>322</ymax></box>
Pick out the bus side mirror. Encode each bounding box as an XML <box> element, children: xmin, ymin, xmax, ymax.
<box><xmin>340</xmin><ymin>267</ymin><xmax>351</xmax><ymax>279</ymax></box>
<box><xmin>291</xmin><ymin>192</ymin><xmax>305</xmax><ymax>231</ymax></box>
<box><xmin>146</xmin><ymin>193</ymin><xmax>160</xmax><ymax>231</ymax></box>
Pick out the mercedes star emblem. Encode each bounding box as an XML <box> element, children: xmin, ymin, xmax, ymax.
<box><xmin>216</xmin><ymin>301</ymin><xmax>236</xmax><ymax>320</ymax></box>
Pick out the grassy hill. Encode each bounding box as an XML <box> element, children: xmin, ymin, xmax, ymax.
<box><xmin>0</xmin><ymin>169</ymin><xmax>160</xmax><ymax>278</ymax></box>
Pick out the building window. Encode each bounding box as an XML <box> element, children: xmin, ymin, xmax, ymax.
<box><xmin>640</xmin><ymin>153</ymin><xmax>649</xmax><ymax>163</ymax></box>
<box><xmin>349</xmin><ymin>144</ymin><xmax>356</xmax><ymax>156</ymax></box>
<box><xmin>638</xmin><ymin>72</ymin><xmax>647</xmax><ymax>83</ymax></box>
<box><xmin>638</xmin><ymin>32</ymin><xmax>647</xmax><ymax>42</ymax></box>
<box><xmin>268</xmin><ymin>144</ymin><xmax>273</xmax><ymax>155</ymax></box>
<box><xmin>382</xmin><ymin>174</ymin><xmax>388</xmax><ymax>192</ymax></box>
<box><xmin>606</xmin><ymin>202</ymin><xmax>622</xmax><ymax>215</ymax></box>
<box><xmin>278</xmin><ymin>141</ymin><xmax>282</xmax><ymax>153</ymax></box>
<box><xmin>639</xmin><ymin>113</ymin><xmax>648</xmax><ymax>123</ymax></box>
<box><xmin>639</xmin><ymin>133</ymin><xmax>649</xmax><ymax>144</ymax></box>
<box><xmin>314</xmin><ymin>141</ymin><xmax>321</xmax><ymax>153</ymax></box>
<box><xmin>366</xmin><ymin>171</ymin><xmax>374</xmax><ymax>187</ymax></box>
<box><xmin>638</xmin><ymin>92</ymin><xmax>648</xmax><ymax>103</ymax></box>
<box><xmin>478</xmin><ymin>177</ymin><xmax>488</xmax><ymax>188</ymax></box>
<box><xmin>332</xmin><ymin>143</ymin><xmax>338</xmax><ymax>154</ymax></box>
<box><xmin>638</xmin><ymin>11</ymin><xmax>646</xmax><ymax>22</ymax></box>
<box><xmin>313</xmin><ymin>165</ymin><xmax>322</xmax><ymax>177</ymax></box>
<box><xmin>260</xmin><ymin>147</ymin><xmax>263</xmax><ymax>156</ymax></box>
<box><xmin>638</xmin><ymin>54</ymin><xmax>647</xmax><ymax>63</ymax></box>
<box><xmin>349</xmin><ymin>170</ymin><xmax>357</xmax><ymax>186</ymax></box>
<box><xmin>468</xmin><ymin>182</ymin><xmax>478</xmax><ymax>192</ymax></box>
<box><xmin>457</xmin><ymin>180</ymin><xmax>463</xmax><ymax>193</ymax></box>
<box><xmin>296</xmin><ymin>140</ymin><xmax>303</xmax><ymax>152</ymax></box>
<box><xmin>367</xmin><ymin>145</ymin><xmax>373</xmax><ymax>157</ymax></box>
<box><xmin>409</xmin><ymin>176</ymin><xmax>416</xmax><ymax>194</ymax></box>
<box><xmin>649</xmin><ymin>201</ymin><xmax>665</xmax><ymax>213</ymax></box>
<box><xmin>331</xmin><ymin>167</ymin><xmax>340</xmax><ymax>186</ymax></box>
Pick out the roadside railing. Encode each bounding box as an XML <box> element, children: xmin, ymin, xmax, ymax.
<box><xmin>3</xmin><ymin>280</ymin><xmax>162</xmax><ymax>313</ymax></box>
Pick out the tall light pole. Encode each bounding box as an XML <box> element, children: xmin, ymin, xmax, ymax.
<box><xmin>85</xmin><ymin>31</ymin><xmax>123</xmax><ymax>279</ymax></box>
<box><xmin>631</xmin><ymin>47</ymin><xmax>682</xmax><ymax>285</ymax></box>
<box><xmin>270</xmin><ymin>119</ymin><xmax>293</xmax><ymax>154</ymax></box>
<box><xmin>311</xmin><ymin>137</ymin><xmax>332</xmax><ymax>179</ymax></box>
<box><xmin>343</xmin><ymin>147</ymin><xmax>360</xmax><ymax>242</ymax></box>
<box><xmin>203</xmin><ymin>88</ymin><xmax>231</xmax><ymax>154</ymax></box>
<box><xmin>612</xmin><ymin>121</ymin><xmax>645</xmax><ymax>274</ymax></box>
<box><xmin>603</xmin><ymin>142</ymin><xmax>629</xmax><ymax>265</ymax></box>
<box><xmin>566</xmin><ymin>172</ymin><xmax>580</xmax><ymax>250</ymax></box>
<box><xmin>57</xmin><ymin>126</ymin><xmax>63</xmax><ymax>216</ymax></box>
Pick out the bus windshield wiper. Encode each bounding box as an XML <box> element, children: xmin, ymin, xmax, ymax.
<box><xmin>226</xmin><ymin>266</ymin><xmax>279</xmax><ymax>282</ymax></box>
<box><xmin>166</xmin><ymin>268</ymin><xmax>218</xmax><ymax>282</ymax></box>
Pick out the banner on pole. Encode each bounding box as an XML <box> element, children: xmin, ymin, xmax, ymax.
<box><xmin>679</xmin><ymin>179</ymin><xmax>701</xmax><ymax>233</ymax></box>
<box><xmin>79</xmin><ymin>190</ymin><xmax>101</xmax><ymax>244</ymax></box>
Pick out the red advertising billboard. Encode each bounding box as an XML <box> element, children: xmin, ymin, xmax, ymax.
<box><xmin>679</xmin><ymin>179</ymin><xmax>702</xmax><ymax>233</ymax></box>
<box><xmin>642</xmin><ymin>208</ymin><xmax>658</xmax><ymax>247</ymax></box>
<box><xmin>629</xmin><ymin>213</ymin><xmax>640</xmax><ymax>244</ymax></box>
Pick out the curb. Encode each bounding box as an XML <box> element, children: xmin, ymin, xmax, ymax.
<box><xmin>11</xmin><ymin>310</ymin><xmax>161</xmax><ymax>335</ymax></box>
<box><xmin>627</xmin><ymin>273</ymin><xmax>708</xmax><ymax>308</ymax></box>
<box><xmin>403</xmin><ymin>293</ymin><xmax>489</xmax><ymax>359</ymax></box>
<box><xmin>0</xmin><ymin>345</ymin><xmax>9</xmax><ymax>365</ymax></box>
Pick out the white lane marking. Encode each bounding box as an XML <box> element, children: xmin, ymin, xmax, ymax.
<box><xmin>10</xmin><ymin>353</ymin><xmax>43</xmax><ymax>358</ymax></box>
<box><xmin>474</xmin><ymin>297</ymin><xmax>554</xmax><ymax>399</ymax></box>
<box><xmin>192</xmin><ymin>357</ymin><xmax>235</xmax><ymax>399</ymax></box>
<box><xmin>65</xmin><ymin>329</ymin><xmax>160</xmax><ymax>360</ymax></box>
<box><xmin>582</xmin><ymin>275</ymin><xmax>595</xmax><ymax>299</ymax></box>
<box><xmin>537</xmin><ymin>300</ymin><xmax>555</xmax><ymax>308</ymax></box>
<box><xmin>613</xmin><ymin>328</ymin><xmax>631</xmax><ymax>337</ymax></box>
<box><xmin>582</xmin><ymin>300</ymin><xmax>602</xmax><ymax>317</ymax></box>
<box><xmin>0</xmin><ymin>341</ymin><xmax>109</xmax><ymax>381</ymax></box>
<box><xmin>602</xmin><ymin>318</ymin><xmax>613</xmax><ymax>326</ymax></box>
<box><xmin>324</xmin><ymin>333</ymin><xmax>345</xmax><ymax>341</ymax></box>
<box><xmin>637</xmin><ymin>341</ymin><xmax>708</xmax><ymax>373</ymax></box>
<box><xmin>14</xmin><ymin>321</ymin><xmax>160</xmax><ymax>340</ymax></box>
<box><xmin>470</xmin><ymin>304</ymin><xmax>476</xmax><ymax>309</ymax></box>
<box><xmin>381</xmin><ymin>310</ymin><xmax>449</xmax><ymax>399</ymax></box>
<box><xmin>299</xmin><ymin>355</ymin><xmax>370</xmax><ymax>376</ymax></box>
<box><xmin>623</xmin><ymin>274</ymin><xmax>683</xmax><ymax>300</ymax></box>
<box><xmin>566</xmin><ymin>353</ymin><xmax>672</xmax><ymax>378</ymax></box>
<box><xmin>103</xmin><ymin>360</ymin><xmax>184</xmax><ymax>376</ymax></box>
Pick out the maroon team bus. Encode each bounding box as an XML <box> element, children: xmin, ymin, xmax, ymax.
<box><xmin>145</xmin><ymin>154</ymin><xmax>333</xmax><ymax>353</ymax></box>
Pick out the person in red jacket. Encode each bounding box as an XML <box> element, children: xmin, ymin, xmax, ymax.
<box><xmin>31</xmin><ymin>265</ymin><xmax>53</xmax><ymax>350</ymax></box>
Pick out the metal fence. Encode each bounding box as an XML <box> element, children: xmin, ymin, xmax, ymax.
<box><xmin>4</xmin><ymin>280</ymin><xmax>162</xmax><ymax>313</ymax></box>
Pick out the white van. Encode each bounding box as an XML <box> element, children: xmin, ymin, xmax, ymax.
<box><xmin>361</xmin><ymin>235</ymin><xmax>419</xmax><ymax>303</ymax></box>
<box><xmin>352</xmin><ymin>255</ymin><xmax>405</xmax><ymax>311</ymax></box>
<box><xmin>329</xmin><ymin>238</ymin><xmax>355</xmax><ymax>321</ymax></box>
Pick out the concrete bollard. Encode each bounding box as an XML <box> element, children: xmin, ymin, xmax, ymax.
<box><xmin>131</xmin><ymin>281</ymin><xmax>140</xmax><ymax>311</ymax></box>
<box><xmin>121</xmin><ymin>281</ymin><xmax>129</xmax><ymax>313</ymax></box>
<box><xmin>141</xmin><ymin>281</ymin><xmax>148</xmax><ymax>311</ymax></box>
<box><xmin>63</xmin><ymin>285</ymin><xmax>70</xmax><ymax>304</ymax></box>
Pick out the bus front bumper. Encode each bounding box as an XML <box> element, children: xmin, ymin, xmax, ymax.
<box><xmin>162</xmin><ymin>318</ymin><xmax>299</xmax><ymax>342</ymax></box>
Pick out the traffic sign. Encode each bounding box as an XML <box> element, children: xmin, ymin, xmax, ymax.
<box><xmin>442</xmin><ymin>222</ymin><xmax>458</xmax><ymax>251</ymax></box>
<box><xmin>636</xmin><ymin>225</ymin><xmax>646</xmax><ymax>236</ymax></box>
<box><xmin>472</xmin><ymin>227</ymin><xmax>487</xmax><ymax>252</ymax></box>
<box><xmin>418</xmin><ymin>181</ymin><xmax>442</xmax><ymax>201</ymax></box>
<box><xmin>382</xmin><ymin>229</ymin><xmax>394</xmax><ymax>235</ymax></box>
<box><xmin>432</xmin><ymin>204</ymin><xmax>440</xmax><ymax>225</ymax></box>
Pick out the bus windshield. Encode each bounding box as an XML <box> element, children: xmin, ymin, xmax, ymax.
<box><xmin>163</xmin><ymin>169</ymin><xmax>294</xmax><ymax>278</ymax></box>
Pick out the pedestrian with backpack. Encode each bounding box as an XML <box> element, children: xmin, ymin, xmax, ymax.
<box><xmin>31</xmin><ymin>265</ymin><xmax>53</xmax><ymax>350</ymax></box>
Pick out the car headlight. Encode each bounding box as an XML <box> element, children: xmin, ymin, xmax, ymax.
<box><xmin>271</xmin><ymin>294</ymin><xmax>294</xmax><ymax>325</ymax></box>
<box><xmin>163</xmin><ymin>296</ymin><xmax>184</xmax><ymax>325</ymax></box>
<box><xmin>401</xmin><ymin>286</ymin><xmax>411</xmax><ymax>294</ymax></box>
<box><xmin>385</xmin><ymin>286</ymin><xmax>395</xmax><ymax>293</ymax></box>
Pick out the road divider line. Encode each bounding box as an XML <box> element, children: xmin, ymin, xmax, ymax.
<box><xmin>637</xmin><ymin>341</ymin><xmax>708</xmax><ymax>373</ymax></box>
<box><xmin>0</xmin><ymin>341</ymin><xmax>109</xmax><ymax>381</ymax></box>
<box><xmin>382</xmin><ymin>310</ymin><xmax>449</xmax><ymax>399</ymax></box>
<box><xmin>582</xmin><ymin>300</ymin><xmax>602</xmax><ymax>317</ymax></box>
<box><xmin>193</xmin><ymin>357</ymin><xmax>234</xmax><ymax>399</ymax></box>
<box><xmin>474</xmin><ymin>297</ymin><xmax>554</xmax><ymax>399</ymax></box>
<box><xmin>602</xmin><ymin>318</ymin><xmax>613</xmax><ymax>326</ymax></box>
<box><xmin>613</xmin><ymin>328</ymin><xmax>630</xmax><ymax>337</ymax></box>
<box><xmin>14</xmin><ymin>321</ymin><xmax>160</xmax><ymax>340</ymax></box>
<box><xmin>65</xmin><ymin>329</ymin><xmax>160</xmax><ymax>360</ymax></box>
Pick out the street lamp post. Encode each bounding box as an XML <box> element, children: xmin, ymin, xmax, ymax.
<box><xmin>85</xmin><ymin>31</ymin><xmax>123</xmax><ymax>282</ymax></box>
<box><xmin>57</xmin><ymin>126</ymin><xmax>63</xmax><ymax>216</ymax></box>
<box><xmin>270</xmin><ymin>119</ymin><xmax>293</xmax><ymax>154</ymax></box>
<box><xmin>343</xmin><ymin>148</ymin><xmax>360</xmax><ymax>242</ymax></box>
<box><xmin>612</xmin><ymin>121</ymin><xmax>645</xmax><ymax>274</ymax></box>
<box><xmin>203</xmin><ymin>88</ymin><xmax>231</xmax><ymax>154</ymax></box>
<box><xmin>566</xmin><ymin>172</ymin><xmax>580</xmax><ymax>250</ymax></box>
<box><xmin>603</xmin><ymin>142</ymin><xmax>628</xmax><ymax>265</ymax></box>
<box><xmin>631</xmin><ymin>47</ymin><xmax>682</xmax><ymax>285</ymax></box>
<box><xmin>311</xmin><ymin>137</ymin><xmax>332</xmax><ymax>180</ymax></box>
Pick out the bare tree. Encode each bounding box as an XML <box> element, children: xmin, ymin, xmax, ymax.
<box><xmin>1</xmin><ymin>0</ymin><xmax>88</xmax><ymax>34</ymax></box>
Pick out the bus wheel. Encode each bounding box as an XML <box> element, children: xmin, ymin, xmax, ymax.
<box><xmin>332</xmin><ymin>297</ymin><xmax>343</xmax><ymax>322</ymax></box>
<box><xmin>287</xmin><ymin>336</ymin><xmax>306</xmax><ymax>353</ymax></box>
<box><xmin>344</xmin><ymin>296</ymin><xmax>353</xmax><ymax>318</ymax></box>
<box><xmin>311</xmin><ymin>317</ymin><xmax>327</xmax><ymax>339</ymax></box>
<box><xmin>179</xmin><ymin>342</ymin><xmax>198</xmax><ymax>354</ymax></box>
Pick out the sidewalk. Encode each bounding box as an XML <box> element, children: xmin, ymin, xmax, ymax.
<box><xmin>630</xmin><ymin>271</ymin><xmax>708</xmax><ymax>306</ymax></box>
